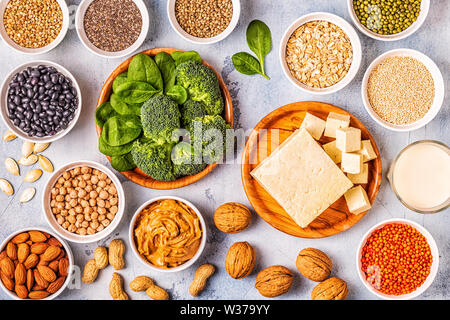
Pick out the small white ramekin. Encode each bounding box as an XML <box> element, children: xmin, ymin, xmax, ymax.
<box><xmin>347</xmin><ymin>0</ymin><xmax>430</xmax><ymax>41</ymax></box>
<box><xmin>0</xmin><ymin>0</ymin><xmax>69</xmax><ymax>55</ymax></box>
<box><xmin>42</xmin><ymin>160</ymin><xmax>125</xmax><ymax>243</ymax></box>
<box><xmin>361</xmin><ymin>48</ymin><xmax>444</xmax><ymax>132</ymax></box>
<box><xmin>279</xmin><ymin>12</ymin><xmax>362</xmax><ymax>95</ymax></box>
<box><xmin>129</xmin><ymin>196</ymin><xmax>207</xmax><ymax>273</ymax></box>
<box><xmin>167</xmin><ymin>0</ymin><xmax>240</xmax><ymax>45</ymax></box>
<box><xmin>356</xmin><ymin>218</ymin><xmax>439</xmax><ymax>300</ymax></box>
<box><xmin>75</xmin><ymin>0</ymin><xmax>149</xmax><ymax>58</ymax></box>
<box><xmin>0</xmin><ymin>60</ymin><xmax>82</xmax><ymax>143</ymax></box>
<box><xmin>0</xmin><ymin>227</ymin><xmax>74</xmax><ymax>300</ymax></box>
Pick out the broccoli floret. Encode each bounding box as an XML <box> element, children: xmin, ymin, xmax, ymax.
<box><xmin>141</xmin><ymin>94</ymin><xmax>181</xmax><ymax>144</ymax></box>
<box><xmin>180</xmin><ymin>99</ymin><xmax>207</xmax><ymax>128</ymax></box>
<box><xmin>131</xmin><ymin>139</ymin><xmax>176</xmax><ymax>181</ymax></box>
<box><xmin>176</xmin><ymin>61</ymin><xmax>224</xmax><ymax>116</ymax></box>
<box><xmin>172</xmin><ymin>142</ymin><xmax>207</xmax><ymax>177</ymax></box>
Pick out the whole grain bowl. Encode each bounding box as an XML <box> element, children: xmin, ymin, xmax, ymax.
<box><xmin>356</xmin><ymin>218</ymin><xmax>439</xmax><ymax>300</ymax></box>
<box><xmin>361</xmin><ymin>49</ymin><xmax>444</xmax><ymax>132</ymax></box>
<box><xmin>0</xmin><ymin>0</ymin><xmax>70</xmax><ymax>55</ymax></box>
<box><xmin>167</xmin><ymin>0</ymin><xmax>240</xmax><ymax>45</ymax></box>
<box><xmin>42</xmin><ymin>160</ymin><xmax>125</xmax><ymax>243</ymax></box>
<box><xmin>280</xmin><ymin>12</ymin><xmax>361</xmax><ymax>95</ymax></box>
<box><xmin>129</xmin><ymin>196</ymin><xmax>207</xmax><ymax>273</ymax></box>
<box><xmin>0</xmin><ymin>227</ymin><xmax>73</xmax><ymax>300</ymax></box>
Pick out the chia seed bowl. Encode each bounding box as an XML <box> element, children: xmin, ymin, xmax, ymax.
<box><xmin>0</xmin><ymin>60</ymin><xmax>82</xmax><ymax>143</ymax></box>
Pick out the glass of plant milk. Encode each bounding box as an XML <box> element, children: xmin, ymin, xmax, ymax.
<box><xmin>388</xmin><ymin>140</ymin><xmax>450</xmax><ymax>213</ymax></box>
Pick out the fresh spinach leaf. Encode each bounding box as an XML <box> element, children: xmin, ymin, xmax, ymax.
<box><xmin>171</xmin><ymin>51</ymin><xmax>202</xmax><ymax>66</ymax></box>
<box><xmin>112</xmin><ymin>72</ymin><xmax>128</xmax><ymax>93</ymax></box>
<box><xmin>110</xmin><ymin>153</ymin><xmax>136</xmax><ymax>172</ymax></box>
<box><xmin>155</xmin><ymin>52</ymin><xmax>176</xmax><ymax>93</ymax></box>
<box><xmin>110</xmin><ymin>93</ymin><xmax>141</xmax><ymax>116</ymax></box>
<box><xmin>102</xmin><ymin>115</ymin><xmax>142</xmax><ymax>146</ymax></box>
<box><xmin>115</xmin><ymin>81</ymin><xmax>160</xmax><ymax>104</ymax></box>
<box><xmin>166</xmin><ymin>85</ymin><xmax>188</xmax><ymax>104</ymax></box>
<box><xmin>128</xmin><ymin>54</ymin><xmax>164</xmax><ymax>91</ymax></box>
<box><xmin>231</xmin><ymin>52</ymin><xmax>268</xmax><ymax>78</ymax></box>
<box><xmin>95</xmin><ymin>101</ymin><xmax>118</xmax><ymax>128</ymax></box>
<box><xmin>98</xmin><ymin>132</ymin><xmax>134</xmax><ymax>156</ymax></box>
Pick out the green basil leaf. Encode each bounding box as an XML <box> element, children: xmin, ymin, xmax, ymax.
<box><xmin>128</xmin><ymin>54</ymin><xmax>164</xmax><ymax>91</ymax></box>
<box><xmin>102</xmin><ymin>115</ymin><xmax>142</xmax><ymax>146</ymax></box>
<box><xmin>115</xmin><ymin>81</ymin><xmax>160</xmax><ymax>104</ymax></box>
<box><xmin>99</xmin><ymin>132</ymin><xmax>134</xmax><ymax>156</ymax></box>
<box><xmin>112</xmin><ymin>72</ymin><xmax>128</xmax><ymax>93</ymax></box>
<box><xmin>171</xmin><ymin>51</ymin><xmax>202</xmax><ymax>66</ymax></box>
<box><xmin>95</xmin><ymin>101</ymin><xmax>118</xmax><ymax>128</ymax></box>
<box><xmin>232</xmin><ymin>52</ymin><xmax>269</xmax><ymax>79</ymax></box>
<box><xmin>155</xmin><ymin>52</ymin><xmax>176</xmax><ymax>93</ymax></box>
<box><xmin>110</xmin><ymin>93</ymin><xmax>141</xmax><ymax>116</ymax></box>
<box><xmin>166</xmin><ymin>85</ymin><xmax>188</xmax><ymax>104</ymax></box>
<box><xmin>110</xmin><ymin>153</ymin><xmax>136</xmax><ymax>172</ymax></box>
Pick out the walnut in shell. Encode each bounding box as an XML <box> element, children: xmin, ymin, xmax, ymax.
<box><xmin>214</xmin><ymin>202</ymin><xmax>252</xmax><ymax>234</ymax></box>
<box><xmin>225</xmin><ymin>242</ymin><xmax>256</xmax><ymax>279</ymax></box>
<box><xmin>296</xmin><ymin>248</ymin><xmax>332</xmax><ymax>282</ymax></box>
<box><xmin>311</xmin><ymin>277</ymin><xmax>348</xmax><ymax>300</ymax></box>
<box><xmin>255</xmin><ymin>265</ymin><xmax>293</xmax><ymax>298</ymax></box>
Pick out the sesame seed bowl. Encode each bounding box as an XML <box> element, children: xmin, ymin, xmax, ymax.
<box><xmin>0</xmin><ymin>0</ymin><xmax>70</xmax><ymax>55</ymax></box>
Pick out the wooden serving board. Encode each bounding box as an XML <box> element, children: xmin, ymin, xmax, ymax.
<box><xmin>96</xmin><ymin>48</ymin><xmax>233</xmax><ymax>190</ymax></box>
<box><xmin>241</xmin><ymin>101</ymin><xmax>382</xmax><ymax>238</ymax></box>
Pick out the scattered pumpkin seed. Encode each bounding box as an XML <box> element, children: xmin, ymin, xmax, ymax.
<box><xmin>24</xmin><ymin>169</ymin><xmax>42</xmax><ymax>182</ymax></box>
<box><xmin>19</xmin><ymin>187</ymin><xmax>36</xmax><ymax>203</ymax></box>
<box><xmin>18</xmin><ymin>154</ymin><xmax>39</xmax><ymax>166</ymax></box>
<box><xmin>22</xmin><ymin>141</ymin><xmax>35</xmax><ymax>157</ymax></box>
<box><xmin>2</xmin><ymin>130</ymin><xmax>17</xmax><ymax>141</ymax></box>
<box><xmin>33</xmin><ymin>142</ymin><xmax>50</xmax><ymax>153</ymax></box>
<box><xmin>38</xmin><ymin>155</ymin><xmax>53</xmax><ymax>172</ymax></box>
<box><xmin>5</xmin><ymin>158</ymin><xmax>20</xmax><ymax>176</ymax></box>
<box><xmin>0</xmin><ymin>178</ymin><xmax>14</xmax><ymax>195</ymax></box>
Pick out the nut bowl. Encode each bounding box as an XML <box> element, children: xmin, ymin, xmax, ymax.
<box><xmin>42</xmin><ymin>160</ymin><xmax>125</xmax><ymax>243</ymax></box>
<box><xmin>0</xmin><ymin>227</ymin><xmax>74</xmax><ymax>300</ymax></box>
<box><xmin>129</xmin><ymin>196</ymin><xmax>207</xmax><ymax>273</ymax></box>
<box><xmin>356</xmin><ymin>218</ymin><xmax>439</xmax><ymax>300</ymax></box>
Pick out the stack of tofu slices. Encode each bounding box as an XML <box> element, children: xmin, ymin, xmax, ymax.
<box><xmin>251</xmin><ymin>111</ymin><xmax>378</xmax><ymax>229</ymax></box>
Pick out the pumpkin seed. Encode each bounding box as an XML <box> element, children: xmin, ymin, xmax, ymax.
<box><xmin>2</xmin><ymin>130</ymin><xmax>17</xmax><ymax>141</ymax></box>
<box><xmin>33</xmin><ymin>143</ymin><xmax>50</xmax><ymax>153</ymax></box>
<box><xmin>19</xmin><ymin>187</ymin><xmax>36</xmax><ymax>203</ymax></box>
<box><xmin>22</xmin><ymin>141</ymin><xmax>35</xmax><ymax>157</ymax></box>
<box><xmin>5</xmin><ymin>158</ymin><xmax>19</xmax><ymax>176</ymax></box>
<box><xmin>0</xmin><ymin>178</ymin><xmax>14</xmax><ymax>195</ymax></box>
<box><xmin>38</xmin><ymin>155</ymin><xmax>53</xmax><ymax>172</ymax></box>
<box><xmin>24</xmin><ymin>169</ymin><xmax>42</xmax><ymax>182</ymax></box>
<box><xmin>18</xmin><ymin>154</ymin><xmax>38</xmax><ymax>166</ymax></box>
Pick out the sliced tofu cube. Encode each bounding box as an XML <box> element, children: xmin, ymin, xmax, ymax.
<box><xmin>357</xmin><ymin>140</ymin><xmax>377</xmax><ymax>162</ymax></box>
<box><xmin>300</xmin><ymin>112</ymin><xmax>326</xmax><ymax>140</ymax></box>
<box><xmin>323</xmin><ymin>140</ymin><xmax>342</xmax><ymax>164</ymax></box>
<box><xmin>341</xmin><ymin>152</ymin><xmax>363</xmax><ymax>174</ymax></box>
<box><xmin>347</xmin><ymin>163</ymin><xmax>368</xmax><ymax>184</ymax></box>
<box><xmin>336</xmin><ymin>127</ymin><xmax>361</xmax><ymax>152</ymax></box>
<box><xmin>344</xmin><ymin>185</ymin><xmax>372</xmax><ymax>214</ymax></box>
<box><xmin>324</xmin><ymin>112</ymin><xmax>350</xmax><ymax>138</ymax></box>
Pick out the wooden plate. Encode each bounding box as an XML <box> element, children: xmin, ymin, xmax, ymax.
<box><xmin>96</xmin><ymin>48</ymin><xmax>233</xmax><ymax>189</ymax></box>
<box><xmin>241</xmin><ymin>101</ymin><xmax>382</xmax><ymax>238</ymax></box>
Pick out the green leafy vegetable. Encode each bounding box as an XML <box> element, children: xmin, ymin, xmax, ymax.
<box><xmin>155</xmin><ymin>52</ymin><xmax>176</xmax><ymax>93</ymax></box>
<box><xmin>110</xmin><ymin>153</ymin><xmax>136</xmax><ymax>172</ymax></box>
<box><xmin>112</xmin><ymin>72</ymin><xmax>128</xmax><ymax>93</ymax></box>
<box><xmin>102</xmin><ymin>115</ymin><xmax>142</xmax><ymax>147</ymax></box>
<box><xmin>171</xmin><ymin>51</ymin><xmax>202</xmax><ymax>66</ymax></box>
<box><xmin>166</xmin><ymin>85</ymin><xmax>188</xmax><ymax>104</ymax></box>
<box><xmin>231</xmin><ymin>52</ymin><xmax>268</xmax><ymax>79</ymax></box>
<box><xmin>95</xmin><ymin>102</ymin><xmax>118</xmax><ymax>128</ymax></box>
<box><xmin>110</xmin><ymin>93</ymin><xmax>141</xmax><ymax>116</ymax></box>
<box><xmin>99</xmin><ymin>132</ymin><xmax>134</xmax><ymax>156</ymax></box>
<box><xmin>128</xmin><ymin>53</ymin><xmax>164</xmax><ymax>91</ymax></box>
<box><xmin>115</xmin><ymin>81</ymin><xmax>160</xmax><ymax>104</ymax></box>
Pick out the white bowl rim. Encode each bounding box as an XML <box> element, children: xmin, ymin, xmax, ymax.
<box><xmin>42</xmin><ymin>160</ymin><xmax>125</xmax><ymax>244</ymax></box>
<box><xmin>279</xmin><ymin>12</ymin><xmax>362</xmax><ymax>95</ymax></box>
<box><xmin>128</xmin><ymin>195</ymin><xmax>207</xmax><ymax>273</ymax></box>
<box><xmin>361</xmin><ymin>48</ymin><xmax>445</xmax><ymax>132</ymax></box>
<box><xmin>75</xmin><ymin>0</ymin><xmax>150</xmax><ymax>58</ymax></box>
<box><xmin>347</xmin><ymin>0</ymin><xmax>430</xmax><ymax>42</ymax></box>
<box><xmin>0</xmin><ymin>0</ymin><xmax>70</xmax><ymax>55</ymax></box>
<box><xmin>167</xmin><ymin>0</ymin><xmax>241</xmax><ymax>45</ymax></box>
<box><xmin>356</xmin><ymin>218</ymin><xmax>439</xmax><ymax>300</ymax></box>
<box><xmin>0</xmin><ymin>226</ymin><xmax>74</xmax><ymax>300</ymax></box>
<box><xmin>0</xmin><ymin>60</ymin><xmax>83</xmax><ymax>143</ymax></box>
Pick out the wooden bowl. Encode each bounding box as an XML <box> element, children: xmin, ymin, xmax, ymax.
<box><xmin>241</xmin><ymin>101</ymin><xmax>382</xmax><ymax>238</ymax></box>
<box><xmin>96</xmin><ymin>48</ymin><xmax>233</xmax><ymax>189</ymax></box>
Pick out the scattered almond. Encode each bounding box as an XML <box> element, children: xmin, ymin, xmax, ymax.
<box><xmin>47</xmin><ymin>276</ymin><xmax>66</xmax><ymax>294</ymax></box>
<box><xmin>38</xmin><ymin>155</ymin><xmax>53</xmax><ymax>172</ymax></box>
<box><xmin>28</xmin><ymin>290</ymin><xmax>50</xmax><ymax>299</ymax></box>
<box><xmin>14</xmin><ymin>263</ymin><xmax>26</xmax><ymax>285</ymax></box>
<box><xmin>33</xmin><ymin>143</ymin><xmax>50</xmax><ymax>153</ymax></box>
<box><xmin>18</xmin><ymin>154</ymin><xmax>38</xmax><ymax>166</ymax></box>
<box><xmin>22</xmin><ymin>141</ymin><xmax>34</xmax><ymax>157</ymax></box>
<box><xmin>37</xmin><ymin>265</ymin><xmax>57</xmax><ymax>282</ymax></box>
<box><xmin>30</xmin><ymin>243</ymin><xmax>49</xmax><ymax>255</ymax></box>
<box><xmin>41</xmin><ymin>246</ymin><xmax>61</xmax><ymax>261</ymax></box>
<box><xmin>11</xmin><ymin>232</ymin><xmax>29</xmax><ymax>244</ymax></box>
<box><xmin>6</xmin><ymin>242</ymin><xmax>17</xmax><ymax>260</ymax></box>
<box><xmin>15</xmin><ymin>284</ymin><xmax>28</xmax><ymax>299</ymax></box>
<box><xmin>1</xmin><ymin>271</ymin><xmax>15</xmax><ymax>290</ymax></box>
<box><xmin>19</xmin><ymin>188</ymin><xmax>36</xmax><ymax>203</ymax></box>
<box><xmin>33</xmin><ymin>269</ymin><xmax>49</xmax><ymax>288</ymax></box>
<box><xmin>2</xmin><ymin>130</ymin><xmax>17</xmax><ymax>141</ymax></box>
<box><xmin>0</xmin><ymin>178</ymin><xmax>14</xmax><ymax>196</ymax></box>
<box><xmin>26</xmin><ymin>269</ymin><xmax>34</xmax><ymax>291</ymax></box>
<box><xmin>0</xmin><ymin>257</ymin><xmax>15</xmax><ymax>278</ymax></box>
<box><xmin>17</xmin><ymin>243</ymin><xmax>30</xmax><ymax>263</ymax></box>
<box><xmin>5</xmin><ymin>158</ymin><xmax>19</xmax><ymax>176</ymax></box>
<box><xmin>24</xmin><ymin>169</ymin><xmax>42</xmax><ymax>182</ymax></box>
<box><xmin>58</xmin><ymin>258</ymin><xmax>69</xmax><ymax>277</ymax></box>
<box><xmin>24</xmin><ymin>254</ymin><xmax>39</xmax><ymax>269</ymax></box>
<box><xmin>28</xmin><ymin>231</ymin><xmax>47</xmax><ymax>243</ymax></box>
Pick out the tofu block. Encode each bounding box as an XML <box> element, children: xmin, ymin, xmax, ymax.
<box><xmin>357</xmin><ymin>140</ymin><xmax>377</xmax><ymax>162</ymax></box>
<box><xmin>324</xmin><ymin>112</ymin><xmax>351</xmax><ymax>138</ymax></box>
<box><xmin>344</xmin><ymin>185</ymin><xmax>372</xmax><ymax>214</ymax></box>
<box><xmin>341</xmin><ymin>152</ymin><xmax>363</xmax><ymax>174</ymax></box>
<box><xmin>347</xmin><ymin>163</ymin><xmax>369</xmax><ymax>184</ymax></box>
<box><xmin>251</xmin><ymin>129</ymin><xmax>353</xmax><ymax>228</ymax></box>
<box><xmin>323</xmin><ymin>140</ymin><xmax>342</xmax><ymax>164</ymax></box>
<box><xmin>300</xmin><ymin>112</ymin><xmax>326</xmax><ymax>140</ymax></box>
<box><xmin>336</xmin><ymin>127</ymin><xmax>361</xmax><ymax>152</ymax></box>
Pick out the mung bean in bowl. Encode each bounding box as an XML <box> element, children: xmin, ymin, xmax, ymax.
<box><xmin>348</xmin><ymin>0</ymin><xmax>430</xmax><ymax>41</ymax></box>
<box><xmin>0</xmin><ymin>0</ymin><xmax>70</xmax><ymax>55</ymax></box>
<box><xmin>361</xmin><ymin>49</ymin><xmax>444</xmax><ymax>132</ymax></box>
<box><xmin>0</xmin><ymin>60</ymin><xmax>82</xmax><ymax>143</ymax></box>
<box><xmin>167</xmin><ymin>0</ymin><xmax>240</xmax><ymax>45</ymax></box>
<box><xmin>75</xmin><ymin>0</ymin><xmax>149</xmax><ymax>58</ymax></box>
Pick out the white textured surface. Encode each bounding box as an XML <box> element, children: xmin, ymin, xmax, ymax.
<box><xmin>0</xmin><ymin>0</ymin><xmax>448</xmax><ymax>300</ymax></box>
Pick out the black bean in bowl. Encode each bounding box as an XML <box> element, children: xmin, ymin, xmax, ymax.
<box><xmin>6</xmin><ymin>65</ymin><xmax>78</xmax><ymax>138</ymax></box>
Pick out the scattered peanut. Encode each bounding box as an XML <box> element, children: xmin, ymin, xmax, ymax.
<box><xmin>108</xmin><ymin>239</ymin><xmax>125</xmax><ymax>270</ymax></box>
<box><xmin>189</xmin><ymin>264</ymin><xmax>215</xmax><ymax>297</ymax></box>
<box><xmin>129</xmin><ymin>275</ymin><xmax>169</xmax><ymax>300</ymax></box>
<box><xmin>81</xmin><ymin>259</ymin><xmax>99</xmax><ymax>284</ymax></box>
<box><xmin>109</xmin><ymin>272</ymin><xmax>129</xmax><ymax>300</ymax></box>
<box><xmin>94</xmin><ymin>246</ymin><xmax>109</xmax><ymax>269</ymax></box>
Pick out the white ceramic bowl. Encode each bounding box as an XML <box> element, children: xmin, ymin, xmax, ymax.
<box><xmin>356</xmin><ymin>218</ymin><xmax>439</xmax><ymax>300</ymax></box>
<box><xmin>279</xmin><ymin>12</ymin><xmax>362</xmax><ymax>95</ymax></box>
<box><xmin>75</xmin><ymin>0</ymin><xmax>149</xmax><ymax>58</ymax></box>
<box><xmin>42</xmin><ymin>160</ymin><xmax>125</xmax><ymax>243</ymax></box>
<box><xmin>167</xmin><ymin>0</ymin><xmax>240</xmax><ymax>45</ymax></box>
<box><xmin>0</xmin><ymin>60</ymin><xmax>82</xmax><ymax>143</ymax></box>
<box><xmin>0</xmin><ymin>0</ymin><xmax>69</xmax><ymax>55</ymax></box>
<box><xmin>129</xmin><ymin>196</ymin><xmax>207</xmax><ymax>273</ymax></box>
<box><xmin>0</xmin><ymin>227</ymin><xmax>74</xmax><ymax>300</ymax></box>
<box><xmin>347</xmin><ymin>0</ymin><xmax>430</xmax><ymax>41</ymax></box>
<box><xmin>361</xmin><ymin>48</ymin><xmax>444</xmax><ymax>132</ymax></box>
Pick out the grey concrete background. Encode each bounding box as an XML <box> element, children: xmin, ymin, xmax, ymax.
<box><xmin>0</xmin><ymin>0</ymin><xmax>448</xmax><ymax>300</ymax></box>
